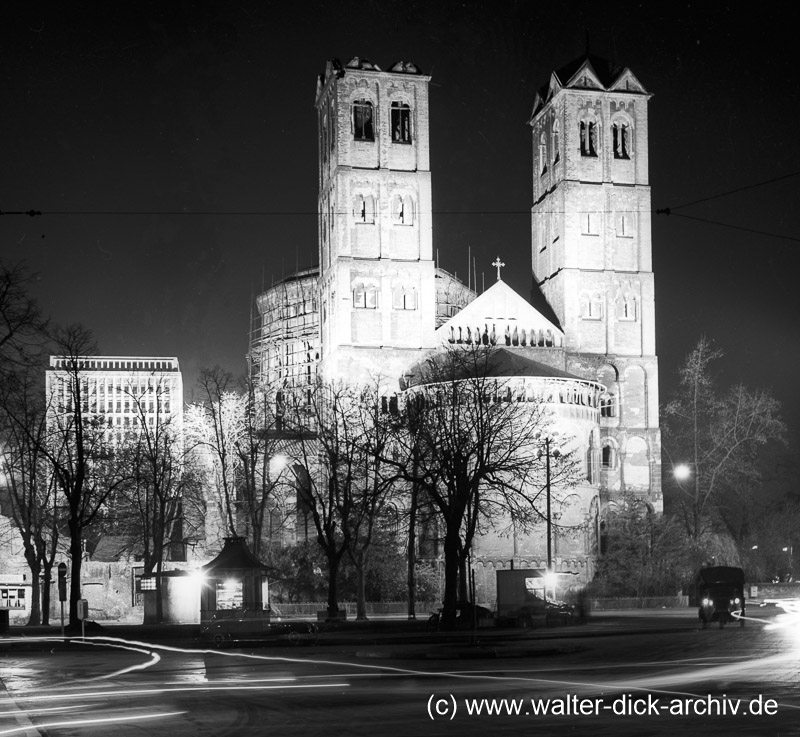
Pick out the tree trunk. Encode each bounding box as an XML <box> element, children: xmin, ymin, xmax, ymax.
<box><xmin>25</xmin><ymin>561</ymin><xmax>42</xmax><ymax>626</ymax></box>
<box><xmin>155</xmin><ymin>556</ymin><xmax>164</xmax><ymax>624</ymax></box>
<box><xmin>407</xmin><ymin>480</ymin><xmax>417</xmax><ymax>619</ymax></box>
<box><xmin>458</xmin><ymin>555</ymin><xmax>469</xmax><ymax>602</ymax></box>
<box><xmin>41</xmin><ymin>568</ymin><xmax>52</xmax><ymax>626</ymax></box>
<box><xmin>441</xmin><ymin>525</ymin><xmax>461</xmax><ymax>630</ymax></box>
<box><xmin>326</xmin><ymin>552</ymin><xmax>340</xmax><ymax>618</ymax></box>
<box><xmin>69</xmin><ymin>519</ymin><xmax>83</xmax><ymax>627</ymax></box>
<box><xmin>354</xmin><ymin>549</ymin><xmax>368</xmax><ymax>621</ymax></box>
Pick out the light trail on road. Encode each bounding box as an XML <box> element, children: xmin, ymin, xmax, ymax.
<box><xmin>4</xmin><ymin>617</ymin><xmax>800</xmax><ymax>736</ymax></box>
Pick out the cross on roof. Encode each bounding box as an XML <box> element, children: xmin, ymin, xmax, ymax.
<box><xmin>492</xmin><ymin>257</ymin><xmax>506</xmax><ymax>281</ymax></box>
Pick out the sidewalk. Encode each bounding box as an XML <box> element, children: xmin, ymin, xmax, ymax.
<box><xmin>0</xmin><ymin>609</ymin><xmax>698</xmax><ymax>655</ymax></box>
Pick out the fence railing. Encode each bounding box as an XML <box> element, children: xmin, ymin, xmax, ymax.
<box><xmin>270</xmin><ymin>601</ymin><xmax>438</xmax><ymax>616</ymax></box>
<box><xmin>590</xmin><ymin>595</ymin><xmax>689</xmax><ymax>610</ymax></box>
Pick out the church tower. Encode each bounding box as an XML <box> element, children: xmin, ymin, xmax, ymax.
<box><xmin>314</xmin><ymin>58</ymin><xmax>437</xmax><ymax>385</ymax></box>
<box><xmin>529</xmin><ymin>54</ymin><xmax>662</xmax><ymax>511</ymax></box>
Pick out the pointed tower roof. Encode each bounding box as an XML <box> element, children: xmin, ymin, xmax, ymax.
<box><xmin>530</xmin><ymin>53</ymin><xmax>649</xmax><ymax>119</ymax></box>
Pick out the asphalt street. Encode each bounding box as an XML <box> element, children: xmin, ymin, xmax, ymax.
<box><xmin>2</xmin><ymin>606</ymin><xmax>799</xmax><ymax>736</ymax></box>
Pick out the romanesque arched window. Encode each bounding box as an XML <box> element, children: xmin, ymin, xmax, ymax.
<box><xmin>390</xmin><ymin>101</ymin><xmax>412</xmax><ymax>143</ymax></box>
<box><xmin>353</xmin><ymin>194</ymin><xmax>376</xmax><ymax>224</ymax></box>
<box><xmin>617</xmin><ymin>294</ymin><xmax>638</xmax><ymax>321</ymax></box>
<box><xmin>601</xmin><ymin>440</ymin><xmax>618</xmax><ymax>469</ymax></box>
<box><xmin>612</xmin><ymin>120</ymin><xmax>632</xmax><ymax>159</ymax></box>
<box><xmin>353</xmin><ymin>282</ymin><xmax>379</xmax><ymax>309</ymax></box>
<box><xmin>552</xmin><ymin>120</ymin><xmax>561</xmax><ymax>166</ymax></box>
<box><xmin>352</xmin><ymin>98</ymin><xmax>374</xmax><ymax>141</ymax></box>
<box><xmin>392</xmin><ymin>285</ymin><xmax>417</xmax><ymax>310</ymax></box>
<box><xmin>391</xmin><ymin>194</ymin><xmax>414</xmax><ymax>225</ymax></box>
<box><xmin>539</xmin><ymin>132</ymin><xmax>548</xmax><ymax>175</ymax></box>
<box><xmin>580</xmin><ymin>292</ymin><xmax>603</xmax><ymax>320</ymax></box>
<box><xmin>580</xmin><ymin>118</ymin><xmax>598</xmax><ymax>157</ymax></box>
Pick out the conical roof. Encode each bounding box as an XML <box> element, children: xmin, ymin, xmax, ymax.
<box><xmin>407</xmin><ymin>346</ymin><xmax>584</xmax><ymax>387</ymax></box>
<box><xmin>201</xmin><ymin>537</ymin><xmax>270</xmax><ymax>573</ymax></box>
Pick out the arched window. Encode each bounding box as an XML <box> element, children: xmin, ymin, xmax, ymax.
<box><xmin>539</xmin><ymin>132</ymin><xmax>548</xmax><ymax>175</ymax></box>
<box><xmin>390</xmin><ymin>101</ymin><xmax>412</xmax><ymax>143</ymax></box>
<box><xmin>612</xmin><ymin>121</ymin><xmax>631</xmax><ymax>159</ymax></box>
<box><xmin>353</xmin><ymin>283</ymin><xmax>378</xmax><ymax>309</ymax></box>
<box><xmin>353</xmin><ymin>194</ymin><xmax>376</xmax><ymax>224</ymax></box>
<box><xmin>581</xmin><ymin>292</ymin><xmax>603</xmax><ymax>320</ymax></box>
<box><xmin>391</xmin><ymin>194</ymin><xmax>414</xmax><ymax>225</ymax></box>
<box><xmin>580</xmin><ymin>118</ymin><xmax>598</xmax><ymax>157</ymax></box>
<box><xmin>617</xmin><ymin>295</ymin><xmax>637</xmax><ymax>321</ymax></box>
<box><xmin>392</xmin><ymin>286</ymin><xmax>417</xmax><ymax>310</ymax></box>
<box><xmin>552</xmin><ymin>120</ymin><xmax>561</xmax><ymax>165</ymax></box>
<box><xmin>601</xmin><ymin>442</ymin><xmax>618</xmax><ymax>469</ymax></box>
<box><xmin>352</xmin><ymin>98</ymin><xmax>374</xmax><ymax>141</ymax></box>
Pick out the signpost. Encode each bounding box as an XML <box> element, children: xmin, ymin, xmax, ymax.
<box><xmin>58</xmin><ymin>562</ymin><xmax>67</xmax><ymax>638</ymax></box>
<box><xmin>77</xmin><ymin>598</ymin><xmax>89</xmax><ymax>639</ymax></box>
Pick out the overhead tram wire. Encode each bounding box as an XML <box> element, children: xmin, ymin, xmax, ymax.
<box><xmin>6</xmin><ymin>168</ymin><xmax>800</xmax><ymax>243</ymax></box>
<box><xmin>654</xmin><ymin>170</ymin><xmax>800</xmax><ymax>244</ymax></box>
<box><xmin>658</xmin><ymin>170</ymin><xmax>800</xmax><ymax>213</ymax></box>
<box><xmin>654</xmin><ymin>212</ymin><xmax>800</xmax><ymax>243</ymax></box>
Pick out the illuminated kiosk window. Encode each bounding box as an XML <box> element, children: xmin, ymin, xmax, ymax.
<box><xmin>216</xmin><ymin>579</ymin><xmax>243</xmax><ymax>610</ymax></box>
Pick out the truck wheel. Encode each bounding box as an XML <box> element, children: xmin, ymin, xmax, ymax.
<box><xmin>212</xmin><ymin>632</ymin><xmax>227</xmax><ymax>647</ymax></box>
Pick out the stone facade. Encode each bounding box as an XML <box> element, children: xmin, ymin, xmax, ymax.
<box><xmin>529</xmin><ymin>54</ymin><xmax>662</xmax><ymax>513</ymax></box>
<box><xmin>315</xmin><ymin>58</ymin><xmax>438</xmax><ymax>386</ymax></box>
<box><xmin>246</xmin><ymin>54</ymin><xmax>663</xmax><ymax>603</ymax></box>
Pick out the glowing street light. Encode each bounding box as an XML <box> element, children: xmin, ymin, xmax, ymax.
<box><xmin>269</xmin><ymin>453</ymin><xmax>289</xmax><ymax>476</ymax></box>
<box><xmin>673</xmin><ymin>463</ymin><xmax>691</xmax><ymax>481</ymax></box>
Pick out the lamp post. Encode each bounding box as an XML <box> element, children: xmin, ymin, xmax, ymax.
<box><xmin>540</xmin><ymin>437</ymin><xmax>560</xmax><ymax>601</ymax></box>
<box><xmin>546</xmin><ymin>437</ymin><xmax>552</xmax><ymax>579</ymax></box>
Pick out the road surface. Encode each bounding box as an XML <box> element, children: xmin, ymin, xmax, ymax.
<box><xmin>2</xmin><ymin>605</ymin><xmax>799</xmax><ymax>736</ymax></box>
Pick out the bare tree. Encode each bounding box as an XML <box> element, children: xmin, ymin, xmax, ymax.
<box><xmin>392</xmin><ymin>345</ymin><xmax>581</xmax><ymax>630</ymax></box>
<box><xmin>284</xmin><ymin>380</ymin><xmax>397</xmax><ymax>619</ymax></box>
<box><xmin>0</xmin><ymin>261</ymin><xmax>47</xmax><ymax>376</ymax></box>
<box><xmin>116</xmin><ymin>376</ymin><xmax>201</xmax><ymax>623</ymax></box>
<box><xmin>0</xmin><ymin>262</ymin><xmax>54</xmax><ymax>623</ymax></box>
<box><xmin>0</xmin><ymin>361</ymin><xmax>62</xmax><ymax>624</ymax></box>
<box><xmin>42</xmin><ymin>325</ymin><xmax>129</xmax><ymax>626</ymax></box>
<box><xmin>186</xmin><ymin>367</ymin><xmax>242</xmax><ymax>543</ymax></box>
<box><xmin>235</xmin><ymin>379</ymin><xmax>293</xmax><ymax>560</ymax></box>
<box><xmin>663</xmin><ymin>337</ymin><xmax>786</xmax><ymax>544</ymax></box>
<box><xmin>341</xmin><ymin>384</ymin><xmax>400</xmax><ymax>620</ymax></box>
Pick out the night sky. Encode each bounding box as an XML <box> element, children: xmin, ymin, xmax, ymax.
<box><xmin>2</xmin><ymin>2</ymin><xmax>799</xmax><ymax>446</ymax></box>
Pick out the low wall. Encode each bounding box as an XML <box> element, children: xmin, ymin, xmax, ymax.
<box><xmin>591</xmin><ymin>596</ymin><xmax>689</xmax><ymax>610</ymax></box>
<box><xmin>748</xmin><ymin>582</ymin><xmax>800</xmax><ymax>600</ymax></box>
<box><xmin>272</xmin><ymin>601</ymin><xmax>439</xmax><ymax>617</ymax></box>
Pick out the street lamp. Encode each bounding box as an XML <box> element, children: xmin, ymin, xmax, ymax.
<box><xmin>673</xmin><ymin>463</ymin><xmax>691</xmax><ymax>481</ymax></box>
<box><xmin>539</xmin><ymin>437</ymin><xmax>560</xmax><ymax>601</ymax></box>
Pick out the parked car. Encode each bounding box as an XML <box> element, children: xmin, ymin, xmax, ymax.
<box><xmin>516</xmin><ymin>596</ymin><xmax>575</xmax><ymax>627</ymax></box>
<box><xmin>201</xmin><ymin>610</ymin><xmax>319</xmax><ymax>646</ymax></box>
<box><xmin>427</xmin><ymin>601</ymin><xmax>494</xmax><ymax>631</ymax></box>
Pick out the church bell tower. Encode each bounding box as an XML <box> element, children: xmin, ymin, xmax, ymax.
<box><xmin>529</xmin><ymin>54</ymin><xmax>662</xmax><ymax>510</ymax></box>
<box><xmin>314</xmin><ymin>58</ymin><xmax>437</xmax><ymax>385</ymax></box>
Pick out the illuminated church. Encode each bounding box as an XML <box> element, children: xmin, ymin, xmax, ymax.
<box><xmin>250</xmin><ymin>53</ymin><xmax>662</xmax><ymax>591</ymax></box>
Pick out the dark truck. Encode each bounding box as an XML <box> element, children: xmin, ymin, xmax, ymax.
<box><xmin>697</xmin><ymin>566</ymin><xmax>746</xmax><ymax>629</ymax></box>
